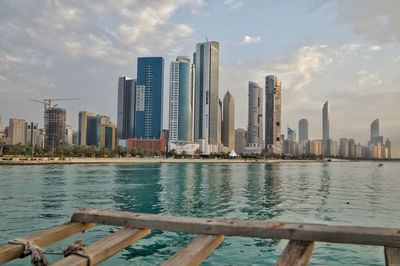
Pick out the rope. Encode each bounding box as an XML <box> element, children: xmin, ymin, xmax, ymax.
<box><xmin>63</xmin><ymin>239</ymin><xmax>93</xmax><ymax>266</ymax></box>
<box><xmin>8</xmin><ymin>238</ymin><xmax>49</xmax><ymax>266</ymax></box>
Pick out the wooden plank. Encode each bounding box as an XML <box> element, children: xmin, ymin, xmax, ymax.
<box><xmin>52</xmin><ymin>228</ymin><xmax>150</xmax><ymax>266</ymax></box>
<box><xmin>385</xmin><ymin>246</ymin><xmax>400</xmax><ymax>266</ymax></box>
<box><xmin>162</xmin><ymin>235</ymin><xmax>224</xmax><ymax>266</ymax></box>
<box><xmin>276</xmin><ymin>240</ymin><xmax>315</xmax><ymax>266</ymax></box>
<box><xmin>0</xmin><ymin>222</ymin><xmax>95</xmax><ymax>265</ymax></box>
<box><xmin>71</xmin><ymin>208</ymin><xmax>400</xmax><ymax>247</ymax></box>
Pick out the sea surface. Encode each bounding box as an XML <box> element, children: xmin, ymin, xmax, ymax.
<box><xmin>0</xmin><ymin>161</ymin><xmax>399</xmax><ymax>265</ymax></box>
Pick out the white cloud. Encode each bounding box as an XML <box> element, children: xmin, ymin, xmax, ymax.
<box><xmin>368</xmin><ymin>45</ymin><xmax>381</xmax><ymax>51</ymax></box>
<box><xmin>358</xmin><ymin>70</ymin><xmax>383</xmax><ymax>87</ymax></box>
<box><xmin>243</xmin><ymin>35</ymin><xmax>262</xmax><ymax>44</ymax></box>
<box><xmin>224</xmin><ymin>0</ymin><xmax>243</xmax><ymax>9</ymax></box>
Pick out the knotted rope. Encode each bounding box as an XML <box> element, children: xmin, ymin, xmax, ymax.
<box><xmin>8</xmin><ymin>238</ymin><xmax>49</xmax><ymax>266</ymax></box>
<box><xmin>63</xmin><ymin>239</ymin><xmax>93</xmax><ymax>266</ymax></box>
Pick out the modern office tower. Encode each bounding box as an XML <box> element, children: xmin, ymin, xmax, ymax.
<box><xmin>287</xmin><ymin>127</ymin><xmax>296</xmax><ymax>141</ymax></box>
<box><xmin>78</xmin><ymin>111</ymin><xmax>93</xmax><ymax>145</ymax></box>
<box><xmin>98</xmin><ymin>123</ymin><xmax>117</xmax><ymax>149</ymax></box>
<box><xmin>235</xmin><ymin>128</ymin><xmax>248</xmax><ymax>154</ymax></box>
<box><xmin>194</xmin><ymin>41</ymin><xmax>220</xmax><ymax>145</ymax></box>
<box><xmin>45</xmin><ymin>107</ymin><xmax>66</xmax><ymax>149</ymax></box>
<box><xmin>310</xmin><ymin>140</ymin><xmax>323</xmax><ymax>156</ymax></box>
<box><xmin>86</xmin><ymin>115</ymin><xmax>110</xmax><ymax>146</ymax></box>
<box><xmin>385</xmin><ymin>139</ymin><xmax>391</xmax><ymax>158</ymax></box>
<box><xmin>339</xmin><ymin>138</ymin><xmax>349</xmax><ymax>158</ymax></box>
<box><xmin>348</xmin><ymin>138</ymin><xmax>356</xmax><ymax>159</ymax></box>
<box><xmin>247</xmin><ymin>81</ymin><xmax>263</xmax><ymax>146</ymax></box>
<box><xmin>298</xmin><ymin>119</ymin><xmax>308</xmax><ymax>142</ymax></box>
<box><xmin>322</xmin><ymin>101</ymin><xmax>330</xmax><ymax>155</ymax></box>
<box><xmin>222</xmin><ymin>91</ymin><xmax>235</xmax><ymax>150</ymax></box>
<box><xmin>136</xmin><ymin>57</ymin><xmax>164</xmax><ymax>139</ymax></box>
<box><xmin>9</xmin><ymin>118</ymin><xmax>27</xmax><ymax>145</ymax></box>
<box><xmin>26</xmin><ymin>122</ymin><xmax>39</xmax><ymax>146</ymax></box>
<box><xmin>265</xmin><ymin>75</ymin><xmax>282</xmax><ymax>154</ymax></box>
<box><xmin>326</xmin><ymin>139</ymin><xmax>337</xmax><ymax>157</ymax></box>
<box><xmin>72</xmin><ymin>131</ymin><xmax>79</xmax><ymax>146</ymax></box>
<box><xmin>370</xmin><ymin>119</ymin><xmax>379</xmax><ymax>141</ymax></box>
<box><xmin>117</xmin><ymin>77</ymin><xmax>136</xmax><ymax>140</ymax></box>
<box><xmin>169</xmin><ymin>56</ymin><xmax>194</xmax><ymax>143</ymax></box>
<box><xmin>218</xmin><ymin>99</ymin><xmax>223</xmax><ymax>145</ymax></box>
<box><xmin>65</xmin><ymin>125</ymin><xmax>74</xmax><ymax>145</ymax></box>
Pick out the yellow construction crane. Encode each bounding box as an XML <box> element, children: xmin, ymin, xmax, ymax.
<box><xmin>30</xmin><ymin>98</ymin><xmax>79</xmax><ymax>110</ymax></box>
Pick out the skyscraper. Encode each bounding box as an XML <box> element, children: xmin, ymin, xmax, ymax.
<box><xmin>136</xmin><ymin>57</ymin><xmax>164</xmax><ymax>139</ymax></box>
<box><xmin>235</xmin><ymin>128</ymin><xmax>248</xmax><ymax>154</ymax></box>
<box><xmin>117</xmin><ymin>77</ymin><xmax>136</xmax><ymax>140</ymax></box>
<box><xmin>370</xmin><ymin>119</ymin><xmax>379</xmax><ymax>141</ymax></box>
<box><xmin>265</xmin><ymin>75</ymin><xmax>282</xmax><ymax>154</ymax></box>
<box><xmin>222</xmin><ymin>91</ymin><xmax>235</xmax><ymax>150</ymax></box>
<box><xmin>45</xmin><ymin>107</ymin><xmax>66</xmax><ymax>149</ymax></box>
<box><xmin>322</xmin><ymin>101</ymin><xmax>330</xmax><ymax>156</ymax></box>
<box><xmin>339</xmin><ymin>138</ymin><xmax>349</xmax><ymax>158</ymax></box>
<box><xmin>218</xmin><ymin>99</ymin><xmax>222</xmax><ymax>145</ymax></box>
<box><xmin>78</xmin><ymin>111</ymin><xmax>94</xmax><ymax>145</ymax></box>
<box><xmin>194</xmin><ymin>41</ymin><xmax>220</xmax><ymax>145</ymax></box>
<box><xmin>298</xmin><ymin>118</ymin><xmax>308</xmax><ymax>142</ymax></box>
<box><xmin>247</xmin><ymin>81</ymin><xmax>263</xmax><ymax>146</ymax></box>
<box><xmin>287</xmin><ymin>127</ymin><xmax>296</xmax><ymax>141</ymax></box>
<box><xmin>168</xmin><ymin>56</ymin><xmax>194</xmax><ymax>143</ymax></box>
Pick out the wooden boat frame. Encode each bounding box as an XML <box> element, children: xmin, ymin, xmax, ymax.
<box><xmin>1</xmin><ymin>208</ymin><xmax>399</xmax><ymax>265</ymax></box>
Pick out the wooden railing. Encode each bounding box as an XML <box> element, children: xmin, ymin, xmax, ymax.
<box><xmin>1</xmin><ymin>208</ymin><xmax>399</xmax><ymax>265</ymax></box>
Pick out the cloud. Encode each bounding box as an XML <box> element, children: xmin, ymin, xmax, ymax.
<box><xmin>224</xmin><ymin>0</ymin><xmax>243</xmax><ymax>9</ymax></box>
<box><xmin>357</xmin><ymin>70</ymin><xmax>383</xmax><ymax>87</ymax></box>
<box><xmin>243</xmin><ymin>35</ymin><xmax>262</xmax><ymax>44</ymax></box>
<box><xmin>322</xmin><ymin>0</ymin><xmax>400</xmax><ymax>44</ymax></box>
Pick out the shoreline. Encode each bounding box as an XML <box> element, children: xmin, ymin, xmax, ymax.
<box><xmin>0</xmin><ymin>157</ymin><xmax>352</xmax><ymax>165</ymax></box>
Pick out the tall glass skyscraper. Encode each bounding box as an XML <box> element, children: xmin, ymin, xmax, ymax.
<box><xmin>298</xmin><ymin>118</ymin><xmax>309</xmax><ymax>142</ymax></box>
<box><xmin>135</xmin><ymin>57</ymin><xmax>164</xmax><ymax>139</ymax></box>
<box><xmin>265</xmin><ymin>75</ymin><xmax>282</xmax><ymax>154</ymax></box>
<box><xmin>117</xmin><ymin>77</ymin><xmax>136</xmax><ymax>140</ymax></box>
<box><xmin>322</xmin><ymin>101</ymin><xmax>330</xmax><ymax>155</ymax></box>
<box><xmin>222</xmin><ymin>91</ymin><xmax>235</xmax><ymax>150</ymax></box>
<box><xmin>194</xmin><ymin>41</ymin><xmax>219</xmax><ymax>145</ymax></box>
<box><xmin>247</xmin><ymin>81</ymin><xmax>263</xmax><ymax>146</ymax></box>
<box><xmin>168</xmin><ymin>56</ymin><xmax>194</xmax><ymax>143</ymax></box>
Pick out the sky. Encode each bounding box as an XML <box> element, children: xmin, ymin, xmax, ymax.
<box><xmin>0</xmin><ymin>0</ymin><xmax>399</xmax><ymax>157</ymax></box>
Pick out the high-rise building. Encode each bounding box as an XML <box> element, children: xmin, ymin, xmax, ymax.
<box><xmin>339</xmin><ymin>138</ymin><xmax>349</xmax><ymax>158</ymax></box>
<box><xmin>9</xmin><ymin>118</ymin><xmax>27</xmax><ymax>145</ymax></box>
<box><xmin>98</xmin><ymin>123</ymin><xmax>117</xmax><ymax>149</ymax></box>
<box><xmin>322</xmin><ymin>101</ymin><xmax>330</xmax><ymax>156</ymax></box>
<box><xmin>385</xmin><ymin>139</ymin><xmax>392</xmax><ymax>159</ymax></box>
<box><xmin>135</xmin><ymin>57</ymin><xmax>164</xmax><ymax>139</ymax></box>
<box><xmin>370</xmin><ymin>119</ymin><xmax>379</xmax><ymax>141</ymax></box>
<box><xmin>218</xmin><ymin>99</ymin><xmax>222</xmax><ymax>145</ymax></box>
<box><xmin>78</xmin><ymin>111</ymin><xmax>93</xmax><ymax>145</ymax></box>
<box><xmin>45</xmin><ymin>107</ymin><xmax>66</xmax><ymax>149</ymax></box>
<box><xmin>26</xmin><ymin>122</ymin><xmax>39</xmax><ymax>146</ymax></box>
<box><xmin>65</xmin><ymin>125</ymin><xmax>74</xmax><ymax>145</ymax></box>
<box><xmin>194</xmin><ymin>41</ymin><xmax>220</xmax><ymax>146</ymax></box>
<box><xmin>298</xmin><ymin>119</ymin><xmax>308</xmax><ymax>142</ymax></box>
<box><xmin>235</xmin><ymin>128</ymin><xmax>248</xmax><ymax>154</ymax></box>
<box><xmin>265</xmin><ymin>75</ymin><xmax>282</xmax><ymax>154</ymax></box>
<box><xmin>247</xmin><ymin>81</ymin><xmax>263</xmax><ymax>146</ymax></box>
<box><xmin>117</xmin><ymin>77</ymin><xmax>136</xmax><ymax>140</ymax></box>
<box><xmin>168</xmin><ymin>56</ymin><xmax>194</xmax><ymax>143</ymax></box>
<box><xmin>287</xmin><ymin>127</ymin><xmax>296</xmax><ymax>141</ymax></box>
<box><xmin>80</xmin><ymin>112</ymin><xmax>116</xmax><ymax>149</ymax></box>
<box><xmin>348</xmin><ymin>138</ymin><xmax>356</xmax><ymax>159</ymax></box>
<box><xmin>222</xmin><ymin>91</ymin><xmax>235</xmax><ymax>150</ymax></box>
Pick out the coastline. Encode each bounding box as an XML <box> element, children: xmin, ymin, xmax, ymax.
<box><xmin>0</xmin><ymin>157</ymin><xmax>350</xmax><ymax>165</ymax></box>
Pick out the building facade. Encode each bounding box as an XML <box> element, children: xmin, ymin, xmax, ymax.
<box><xmin>322</xmin><ymin>101</ymin><xmax>330</xmax><ymax>156</ymax></box>
<box><xmin>222</xmin><ymin>91</ymin><xmax>235</xmax><ymax>150</ymax></box>
<box><xmin>235</xmin><ymin>128</ymin><xmax>248</xmax><ymax>154</ymax></box>
<box><xmin>168</xmin><ymin>56</ymin><xmax>194</xmax><ymax>143</ymax></box>
<box><xmin>45</xmin><ymin>108</ymin><xmax>66</xmax><ymax>149</ymax></box>
<box><xmin>117</xmin><ymin>77</ymin><xmax>136</xmax><ymax>140</ymax></box>
<box><xmin>247</xmin><ymin>81</ymin><xmax>263</xmax><ymax>147</ymax></box>
<box><xmin>136</xmin><ymin>57</ymin><xmax>164</xmax><ymax>139</ymax></box>
<box><xmin>265</xmin><ymin>75</ymin><xmax>282</xmax><ymax>154</ymax></box>
<box><xmin>298</xmin><ymin>119</ymin><xmax>308</xmax><ymax>142</ymax></box>
<box><xmin>9</xmin><ymin>118</ymin><xmax>27</xmax><ymax>145</ymax></box>
<box><xmin>194</xmin><ymin>41</ymin><xmax>220</xmax><ymax>146</ymax></box>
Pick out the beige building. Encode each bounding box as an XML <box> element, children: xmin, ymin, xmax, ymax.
<box><xmin>9</xmin><ymin>118</ymin><xmax>27</xmax><ymax>145</ymax></box>
<box><xmin>98</xmin><ymin>123</ymin><xmax>117</xmax><ymax>150</ymax></box>
<box><xmin>78</xmin><ymin>111</ymin><xmax>94</xmax><ymax>145</ymax></box>
<box><xmin>222</xmin><ymin>91</ymin><xmax>235</xmax><ymax>151</ymax></box>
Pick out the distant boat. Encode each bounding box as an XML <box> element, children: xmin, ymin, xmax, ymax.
<box><xmin>378</xmin><ymin>162</ymin><xmax>384</xmax><ymax>167</ymax></box>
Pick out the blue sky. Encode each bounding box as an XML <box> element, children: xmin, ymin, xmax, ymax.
<box><xmin>0</xmin><ymin>0</ymin><xmax>399</xmax><ymax>156</ymax></box>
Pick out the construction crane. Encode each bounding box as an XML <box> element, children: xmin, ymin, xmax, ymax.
<box><xmin>30</xmin><ymin>98</ymin><xmax>79</xmax><ymax>110</ymax></box>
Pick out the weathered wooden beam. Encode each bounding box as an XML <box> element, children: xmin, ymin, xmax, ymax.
<box><xmin>276</xmin><ymin>240</ymin><xmax>315</xmax><ymax>266</ymax></box>
<box><xmin>52</xmin><ymin>228</ymin><xmax>150</xmax><ymax>266</ymax></box>
<box><xmin>162</xmin><ymin>235</ymin><xmax>224</xmax><ymax>266</ymax></box>
<box><xmin>0</xmin><ymin>222</ymin><xmax>95</xmax><ymax>265</ymax></box>
<box><xmin>385</xmin><ymin>246</ymin><xmax>400</xmax><ymax>266</ymax></box>
<box><xmin>71</xmin><ymin>208</ymin><xmax>400</xmax><ymax>247</ymax></box>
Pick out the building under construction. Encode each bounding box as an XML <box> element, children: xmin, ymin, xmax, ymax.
<box><xmin>45</xmin><ymin>107</ymin><xmax>66</xmax><ymax>149</ymax></box>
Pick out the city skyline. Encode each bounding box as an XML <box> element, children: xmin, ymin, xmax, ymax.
<box><xmin>0</xmin><ymin>1</ymin><xmax>399</xmax><ymax>156</ymax></box>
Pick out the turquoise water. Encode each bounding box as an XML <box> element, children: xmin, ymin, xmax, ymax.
<box><xmin>0</xmin><ymin>162</ymin><xmax>399</xmax><ymax>265</ymax></box>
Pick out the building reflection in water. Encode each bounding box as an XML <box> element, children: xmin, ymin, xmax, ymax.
<box><xmin>316</xmin><ymin>164</ymin><xmax>333</xmax><ymax>222</ymax></box>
